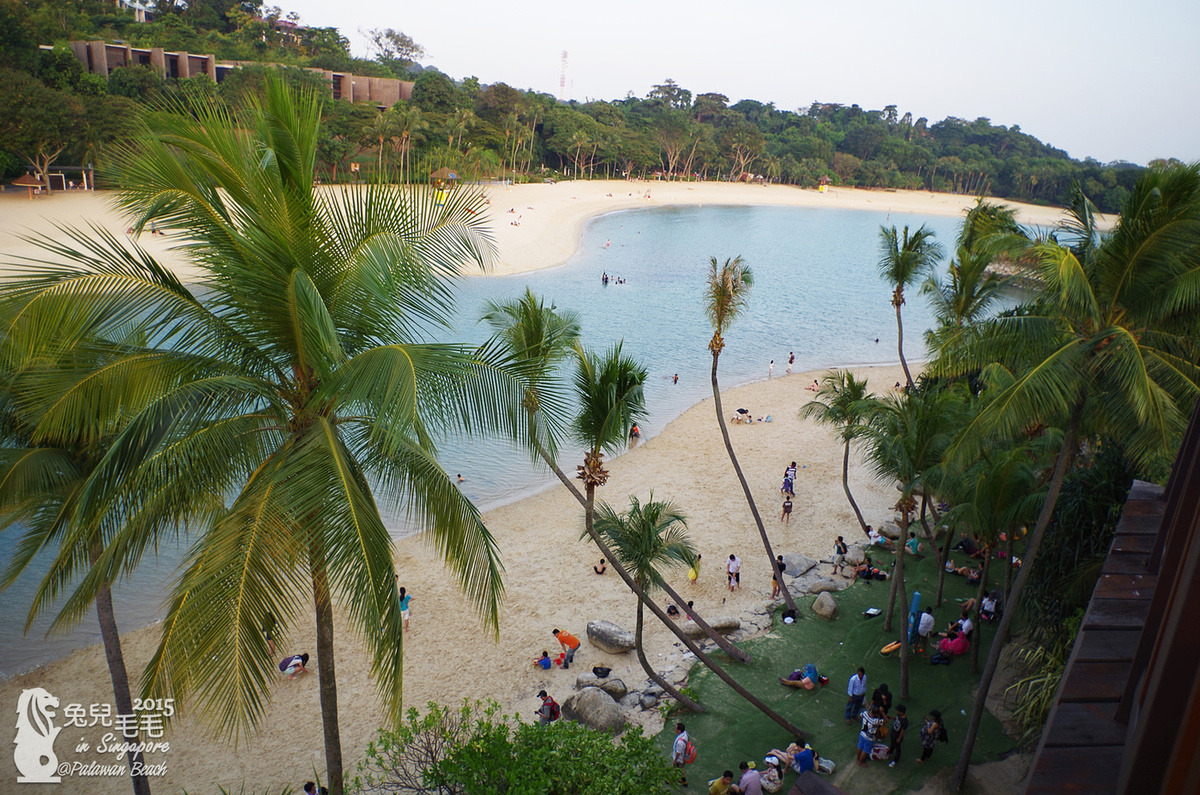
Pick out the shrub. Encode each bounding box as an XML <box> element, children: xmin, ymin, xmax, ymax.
<box><xmin>353</xmin><ymin>699</ymin><xmax>676</xmax><ymax>794</ymax></box>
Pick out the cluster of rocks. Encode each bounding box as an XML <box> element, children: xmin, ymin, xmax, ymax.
<box><xmin>564</xmin><ymin>554</ymin><xmax>863</xmax><ymax>731</ymax></box>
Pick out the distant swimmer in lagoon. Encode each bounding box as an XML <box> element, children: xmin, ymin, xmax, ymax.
<box><xmin>673</xmin><ymin>373</ymin><xmax>679</xmax><ymax>384</ymax></box>
<box><xmin>788</xmin><ymin>352</ymin><xmax>794</xmax><ymax>374</ymax></box>
<box><xmin>456</xmin><ymin>474</ymin><xmax>465</xmax><ymax>483</ymax></box>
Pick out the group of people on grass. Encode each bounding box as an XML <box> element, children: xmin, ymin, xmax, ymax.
<box><xmin>846</xmin><ymin>667</ymin><xmax>945</xmax><ymax>768</ymax></box>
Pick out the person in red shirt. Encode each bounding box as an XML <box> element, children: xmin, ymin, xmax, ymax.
<box><xmin>553</xmin><ymin>628</ymin><xmax>580</xmax><ymax>669</ymax></box>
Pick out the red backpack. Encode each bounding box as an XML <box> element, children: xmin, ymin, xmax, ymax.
<box><xmin>546</xmin><ymin>697</ymin><xmax>560</xmax><ymax>721</ymax></box>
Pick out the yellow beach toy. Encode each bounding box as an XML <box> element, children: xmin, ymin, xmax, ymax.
<box><xmin>880</xmin><ymin>641</ymin><xmax>901</xmax><ymax>657</ymax></box>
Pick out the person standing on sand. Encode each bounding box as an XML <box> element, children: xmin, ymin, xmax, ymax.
<box><xmin>552</xmin><ymin>628</ymin><xmax>580</xmax><ymax>669</ymax></box>
<box><xmin>771</xmin><ymin>555</ymin><xmax>786</xmax><ymax>598</ymax></box>
<box><xmin>727</xmin><ymin>554</ymin><xmax>742</xmax><ymax>591</ymax></box>
<box><xmin>398</xmin><ymin>586</ymin><xmax>412</xmax><ymax>631</ymax></box>
<box><xmin>688</xmin><ymin>553</ymin><xmax>701</xmax><ymax>585</ymax></box>
<box><xmin>781</xmin><ymin>497</ymin><xmax>793</xmax><ymax>524</ymax></box>
<box><xmin>787</xmin><ymin>352</ymin><xmax>794</xmax><ymax>374</ymax></box>
<box><xmin>768</xmin><ymin>360</ymin><xmax>774</xmax><ymax>378</ymax></box>
<box><xmin>536</xmin><ymin>690</ymin><xmax>559</xmax><ymax>725</ymax></box>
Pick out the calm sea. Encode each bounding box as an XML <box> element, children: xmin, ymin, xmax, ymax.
<box><xmin>0</xmin><ymin>203</ymin><xmax>961</xmax><ymax>678</ymax></box>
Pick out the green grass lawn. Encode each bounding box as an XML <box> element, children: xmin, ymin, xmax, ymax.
<box><xmin>657</xmin><ymin>551</ymin><xmax>1016</xmax><ymax>793</ymax></box>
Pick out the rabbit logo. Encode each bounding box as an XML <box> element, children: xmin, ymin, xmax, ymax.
<box><xmin>14</xmin><ymin>687</ymin><xmax>62</xmax><ymax>782</ymax></box>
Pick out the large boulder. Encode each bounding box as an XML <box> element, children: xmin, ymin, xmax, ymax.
<box><xmin>879</xmin><ymin>521</ymin><xmax>903</xmax><ymax>540</ymax></box>
<box><xmin>586</xmin><ymin>620</ymin><xmax>636</xmax><ymax>654</ymax></box>
<box><xmin>812</xmin><ymin>592</ymin><xmax>838</xmax><ymax>619</ymax></box>
<box><xmin>574</xmin><ymin>672</ymin><xmax>628</xmax><ymax>699</ymax></box>
<box><xmin>562</xmin><ymin>686</ymin><xmax>627</xmax><ymax>732</ymax></box>
<box><xmin>807</xmin><ymin>578</ymin><xmax>841</xmax><ymax>594</ymax></box>
<box><xmin>844</xmin><ymin>545</ymin><xmax>867</xmax><ymax>566</ymax></box>
<box><xmin>680</xmin><ymin>616</ymin><xmax>741</xmax><ymax>639</ymax></box>
<box><xmin>782</xmin><ymin>553</ymin><xmax>818</xmax><ymax>577</ymax></box>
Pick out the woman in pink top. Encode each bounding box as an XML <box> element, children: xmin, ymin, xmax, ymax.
<box><xmin>938</xmin><ymin>631</ymin><xmax>969</xmax><ymax>656</ymax></box>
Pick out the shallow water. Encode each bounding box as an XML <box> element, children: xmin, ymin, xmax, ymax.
<box><xmin>0</xmin><ymin>203</ymin><xmax>960</xmax><ymax>679</ymax></box>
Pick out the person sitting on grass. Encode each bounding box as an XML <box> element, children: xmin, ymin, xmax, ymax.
<box><xmin>707</xmin><ymin>770</ymin><xmax>737</xmax><ymax>795</ymax></box>
<box><xmin>868</xmin><ymin>526</ymin><xmax>895</xmax><ymax>551</ymax></box>
<box><xmin>938</xmin><ymin>630</ymin><xmax>969</xmax><ymax>656</ymax></box>
<box><xmin>768</xmin><ymin>742</ymin><xmax>817</xmax><ymax>775</ymax></box>
<box><xmin>851</xmin><ymin>556</ymin><xmax>873</xmax><ymax>583</ymax></box>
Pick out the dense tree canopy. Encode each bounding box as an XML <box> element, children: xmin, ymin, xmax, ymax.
<box><xmin>0</xmin><ymin>1</ymin><xmax>1171</xmax><ymax>212</ymax></box>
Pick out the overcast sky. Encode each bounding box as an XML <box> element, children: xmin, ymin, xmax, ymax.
<box><xmin>282</xmin><ymin>0</ymin><xmax>1199</xmax><ymax>166</ymax></box>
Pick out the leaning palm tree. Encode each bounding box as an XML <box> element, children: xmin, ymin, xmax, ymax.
<box><xmin>800</xmin><ymin>369</ymin><xmax>875</xmax><ymax>537</ymax></box>
<box><xmin>594</xmin><ymin>495</ymin><xmax>701</xmax><ymax>711</ymax></box>
<box><xmin>481</xmin><ymin>291</ymin><xmax>751</xmax><ymax>664</ymax></box>
<box><xmin>482</xmin><ymin>296</ymin><xmax>809</xmax><ymax>736</ymax></box>
<box><xmin>0</xmin><ymin>319</ymin><xmax>177</xmax><ymax>795</ymax></box>
<box><xmin>947</xmin><ymin>166</ymin><xmax>1200</xmax><ymax>790</ymax></box>
<box><xmin>704</xmin><ymin>256</ymin><xmax>797</xmax><ymax>613</ymax></box>
<box><xmin>877</xmin><ymin>225</ymin><xmax>944</xmax><ymax>390</ymax></box>
<box><xmin>861</xmin><ymin>386</ymin><xmax>963</xmax><ymax>698</ymax></box>
<box><xmin>2</xmin><ymin>80</ymin><xmax>518</xmax><ymax>795</ymax></box>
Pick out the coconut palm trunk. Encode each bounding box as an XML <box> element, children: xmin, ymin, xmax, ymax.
<box><xmin>842</xmin><ymin>436</ymin><xmax>869</xmax><ymax>534</ymax></box>
<box><xmin>952</xmin><ymin>414</ymin><xmax>1080</xmax><ymax>790</ymax></box>
<box><xmin>895</xmin><ymin>512</ymin><xmax>912</xmax><ymax>699</ymax></box>
<box><xmin>632</xmin><ymin>577</ymin><xmax>703</xmax><ymax>710</ymax></box>
<box><xmin>95</xmin><ymin>577</ymin><xmax>151</xmax><ymax>795</ymax></box>
<box><xmin>894</xmin><ymin>296</ymin><xmax>914</xmax><ymax>390</ymax></box>
<box><xmin>969</xmin><ymin>551</ymin><xmax>992</xmax><ymax>675</ymax></box>
<box><xmin>710</xmin><ymin>351</ymin><xmax>797</xmax><ymax>612</ymax></box>
<box><xmin>309</xmin><ymin>542</ymin><xmax>343</xmax><ymax>794</ymax></box>
<box><xmin>935</xmin><ymin>527</ymin><xmax>956</xmax><ymax>607</ymax></box>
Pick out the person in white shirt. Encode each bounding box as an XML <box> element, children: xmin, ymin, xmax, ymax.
<box><xmin>917</xmin><ymin>608</ymin><xmax>935</xmax><ymax>654</ymax></box>
<box><xmin>727</xmin><ymin>554</ymin><xmax>742</xmax><ymax>591</ymax></box>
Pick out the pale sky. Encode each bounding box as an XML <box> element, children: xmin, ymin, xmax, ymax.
<box><xmin>283</xmin><ymin>0</ymin><xmax>1199</xmax><ymax>166</ymax></box>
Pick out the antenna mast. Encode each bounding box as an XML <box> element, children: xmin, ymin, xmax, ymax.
<box><xmin>559</xmin><ymin>50</ymin><xmax>568</xmax><ymax>100</ymax></box>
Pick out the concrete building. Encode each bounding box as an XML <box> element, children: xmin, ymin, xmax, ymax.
<box><xmin>60</xmin><ymin>40</ymin><xmax>413</xmax><ymax>107</ymax></box>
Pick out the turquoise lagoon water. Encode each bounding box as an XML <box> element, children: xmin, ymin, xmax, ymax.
<box><xmin>0</xmin><ymin>203</ymin><xmax>960</xmax><ymax>678</ymax></box>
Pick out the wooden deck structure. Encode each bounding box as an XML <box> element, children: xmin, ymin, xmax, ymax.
<box><xmin>1026</xmin><ymin>402</ymin><xmax>1200</xmax><ymax>793</ymax></box>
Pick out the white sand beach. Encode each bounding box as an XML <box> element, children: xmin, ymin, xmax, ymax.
<box><xmin>0</xmin><ymin>182</ymin><xmax>1043</xmax><ymax>792</ymax></box>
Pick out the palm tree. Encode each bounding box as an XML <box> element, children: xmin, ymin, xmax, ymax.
<box><xmin>594</xmin><ymin>495</ymin><xmax>701</xmax><ymax>711</ymax></box>
<box><xmin>392</xmin><ymin>104</ymin><xmax>428</xmax><ymax>185</ymax></box>
<box><xmin>481</xmin><ymin>291</ymin><xmax>752</xmax><ymax>664</ymax></box>
<box><xmin>363</xmin><ymin>107</ymin><xmax>403</xmax><ymax>175</ymax></box>
<box><xmin>800</xmin><ymin>369</ymin><xmax>875</xmax><ymax>537</ymax></box>
<box><xmin>877</xmin><ymin>225</ymin><xmax>944</xmax><ymax>390</ymax></box>
<box><xmin>481</xmin><ymin>295</ymin><xmax>809</xmax><ymax>737</ymax></box>
<box><xmin>957</xmin><ymin>198</ymin><xmax>1024</xmax><ymax>254</ymax></box>
<box><xmin>0</xmin><ymin>318</ymin><xmax>170</xmax><ymax>795</ymax></box>
<box><xmin>447</xmin><ymin>108</ymin><xmax>476</xmax><ymax>152</ymax></box>
<box><xmin>704</xmin><ymin>256</ymin><xmax>797</xmax><ymax>613</ymax></box>
<box><xmin>4</xmin><ymin>80</ymin><xmax>517</xmax><ymax>795</ymax></box>
<box><xmin>860</xmin><ymin>386</ymin><xmax>963</xmax><ymax>698</ymax></box>
<box><xmin>947</xmin><ymin>166</ymin><xmax>1200</xmax><ymax>790</ymax></box>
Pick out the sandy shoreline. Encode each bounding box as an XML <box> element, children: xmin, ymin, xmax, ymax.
<box><xmin>0</xmin><ymin>182</ymin><xmax>1034</xmax><ymax>792</ymax></box>
<box><xmin>1</xmin><ymin>181</ymin><xmax>1073</xmax><ymax>283</ymax></box>
<box><xmin>0</xmin><ymin>362</ymin><xmax>910</xmax><ymax>792</ymax></box>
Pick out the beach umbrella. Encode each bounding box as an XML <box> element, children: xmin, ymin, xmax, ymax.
<box><xmin>12</xmin><ymin>173</ymin><xmax>42</xmax><ymax>199</ymax></box>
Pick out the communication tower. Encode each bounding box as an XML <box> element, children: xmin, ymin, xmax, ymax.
<box><xmin>560</xmin><ymin>50</ymin><xmax>568</xmax><ymax>100</ymax></box>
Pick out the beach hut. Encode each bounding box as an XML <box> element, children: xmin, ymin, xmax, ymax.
<box><xmin>429</xmin><ymin>167</ymin><xmax>459</xmax><ymax>183</ymax></box>
<box><xmin>818</xmin><ymin>175</ymin><xmax>832</xmax><ymax>194</ymax></box>
<box><xmin>12</xmin><ymin>173</ymin><xmax>43</xmax><ymax>199</ymax></box>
